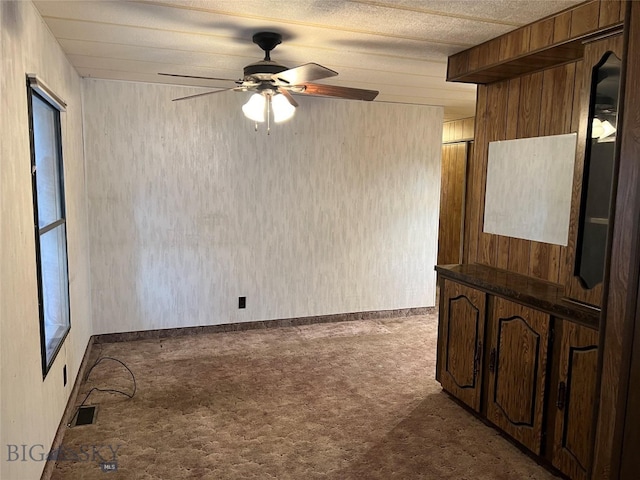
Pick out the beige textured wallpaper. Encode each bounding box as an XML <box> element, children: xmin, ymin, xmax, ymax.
<box><xmin>1</xmin><ymin>3</ymin><xmax>93</xmax><ymax>479</ymax></box>
<box><xmin>82</xmin><ymin>79</ymin><xmax>443</xmax><ymax>334</ymax></box>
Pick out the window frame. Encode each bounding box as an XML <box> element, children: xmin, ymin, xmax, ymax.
<box><xmin>26</xmin><ymin>77</ymin><xmax>71</xmax><ymax>378</ymax></box>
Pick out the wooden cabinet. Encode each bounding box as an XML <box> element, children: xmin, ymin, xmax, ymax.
<box><xmin>485</xmin><ymin>297</ymin><xmax>550</xmax><ymax>454</ymax></box>
<box><xmin>437</xmin><ymin>279</ymin><xmax>486</xmax><ymax>411</ymax></box>
<box><xmin>550</xmin><ymin>321</ymin><xmax>599</xmax><ymax>480</ymax></box>
<box><xmin>435</xmin><ymin>266</ymin><xmax>601</xmax><ymax>479</ymax></box>
<box><xmin>562</xmin><ymin>34</ymin><xmax>624</xmax><ymax>308</ymax></box>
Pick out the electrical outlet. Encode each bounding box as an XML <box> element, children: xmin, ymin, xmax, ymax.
<box><xmin>63</xmin><ymin>365</ymin><xmax>67</xmax><ymax>386</ymax></box>
<box><xmin>239</xmin><ymin>296</ymin><xmax>246</xmax><ymax>309</ymax></box>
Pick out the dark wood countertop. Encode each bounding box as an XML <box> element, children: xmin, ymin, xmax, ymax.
<box><xmin>435</xmin><ymin>263</ymin><xmax>600</xmax><ymax>330</ymax></box>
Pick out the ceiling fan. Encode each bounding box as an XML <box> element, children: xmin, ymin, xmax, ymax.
<box><xmin>159</xmin><ymin>32</ymin><xmax>379</xmax><ymax>128</ymax></box>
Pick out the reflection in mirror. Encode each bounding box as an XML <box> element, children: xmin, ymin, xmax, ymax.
<box><xmin>576</xmin><ymin>52</ymin><xmax>621</xmax><ymax>289</ymax></box>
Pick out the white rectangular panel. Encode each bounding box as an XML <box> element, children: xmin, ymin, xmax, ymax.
<box><xmin>484</xmin><ymin>133</ymin><xmax>577</xmax><ymax>246</ymax></box>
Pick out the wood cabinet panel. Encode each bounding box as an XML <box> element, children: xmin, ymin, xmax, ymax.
<box><xmin>570</xmin><ymin>1</ymin><xmax>601</xmax><ymax>38</ymax></box>
<box><xmin>447</xmin><ymin>50</ymin><xmax>469</xmax><ymax>80</ymax></box>
<box><xmin>486</xmin><ymin>297</ymin><xmax>550</xmax><ymax>454</ymax></box>
<box><xmin>436</xmin><ymin>270</ymin><xmax>600</xmax><ymax>478</ymax></box>
<box><xmin>477</xmin><ymin>38</ymin><xmax>501</xmax><ymax>68</ymax></box>
<box><xmin>530</xmin><ymin>17</ymin><xmax>555</xmax><ymax>51</ymax></box>
<box><xmin>599</xmin><ymin>0</ymin><xmax>622</xmax><ymax>27</ymax></box>
<box><xmin>594</xmin><ymin>4</ymin><xmax>640</xmax><ymax>477</ymax></box>
<box><xmin>446</xmin><ymin>0</ymin><xmax>622</xmax><ymax>85</ymax></box>
<box><xmin>551</xmin><ymin>321</ymin><xmax>599</xmax><ymax>480</ymax></box>
<box><xmin>553</xmin><ymin>11</ymin><xmax>573</xmax><ymax>43</ymax></box>
<box><xmin>499</xmin><ymin>26</ymin><xmax>530</xmax><ymax>61</ymax></box>
<box><xmin>438</xmin><ymin>280</ymin><xmax>486</xmax><ymax>411</ymax></box>
<box><xmin>563</xmin><ymin>34</ymin><xmax>623</xmax><ymax>307</ymax></box>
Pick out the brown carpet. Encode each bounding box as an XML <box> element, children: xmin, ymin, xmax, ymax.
<box><xmin>51</xmin><ymin>313</ymin><xmax>559</xmax><ymax>479</ymax></box>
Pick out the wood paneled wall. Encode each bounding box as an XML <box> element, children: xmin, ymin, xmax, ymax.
<box><xmin>443</xmin><ymin>117</ymin><xmax>475</xmax><ymax>143</ymax></box>
<box><xmin>438</xmin><ymin>142</ymin><xmax>467</xmax><ymax>265</ymax></box>
<box><xmin>463</xmin><ymin>61</ymin><xmax>583</xmax><ymax>284</ymax></box>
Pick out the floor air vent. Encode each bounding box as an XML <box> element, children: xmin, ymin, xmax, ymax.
<box><xmin>72</xmin><ymin>406</ymin><xmax>97</xmax><ymax>427</ymax></box>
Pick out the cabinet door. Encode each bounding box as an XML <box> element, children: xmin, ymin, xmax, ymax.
<box><xmin>562</xmin><ymin>34</ymin><xmax>623</xmax><ymax>307</ymax></box>
<box><xmin>551</xmin><ymin>321</ymin><xmax>599</xmax><ymax>480</ymax></box>
<box><xmin>437</xmin><ymin>279</ymin><xmax>486</xmax><ymax>411</ymax></box>
<box><xmin>486</xmin><ymin>297</ymin><xmax>550</xmax><ymax>454</ymax></box>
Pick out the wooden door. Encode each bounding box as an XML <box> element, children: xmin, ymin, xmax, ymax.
<box><xmin>438</xmin><ymin>142</ymin><xmax>468</xmax><ymax>265</ymax></box>
<box><xmin>551</xmin><ymin>321</ymin><xmax>598</xmax><ymax>480</ymax></box>
<box><xmin>486</xmin><ymin>297</ymin><xmax>550</xmax><ymax>454</ymax></box>
<box><xmin>437</xmin><ymin>279</ymin><xmax>486</xmax><ymax>411</ymax></box>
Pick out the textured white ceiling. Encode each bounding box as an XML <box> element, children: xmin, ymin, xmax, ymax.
<box><xmin>34</xmin><ymin>0</ymin><xmax>584</xmax><ymax>120</ymax></box>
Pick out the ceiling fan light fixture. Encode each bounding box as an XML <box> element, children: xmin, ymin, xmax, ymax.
<box><xmin>591</xmin><ymin>118</ymin><xmax>604</xmax><ymax>138</ymax></box>
<box><xmin>242</xmin><ymin>93</ymin><xmax>266</xmax><ymax>122</ymax></box>
<box><xmin>271</xmin><ymin>93</ymin><xmax>296</xmax><ymax>123</ymax></box>
<box><xmin>599</xmin><ymin>119</ymin><xmax>616</xmax><ymax>139</ymax></box>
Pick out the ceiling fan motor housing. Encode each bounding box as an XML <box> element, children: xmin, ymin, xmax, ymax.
<box><xmin>244</xmin><ymin>32</ymin><xmax>288</xmax><ymax>81</ymax></box>
<box><xmin>243</xmin><ymin>60</ymin><xmax>288</xmax><ymax>81</ymax></box>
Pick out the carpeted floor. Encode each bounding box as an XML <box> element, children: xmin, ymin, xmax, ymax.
<box><xmin>51</xmin><ymin>313</ymin><xmax>560</xmax><ymax>479</ymax></box>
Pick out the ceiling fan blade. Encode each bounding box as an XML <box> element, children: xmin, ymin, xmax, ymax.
<box><xmin>159</xmin><ymin>73</ymin><xmax>241</xmax><ymax>84</ymax></box>
<box><xmin>300</xmin><ymin>83</ymin><xmax>379</xmax><ymax>101</ymax></box>
<box><xmin>272</xmin><ymin>63</ymin><xmax>338</xmax><ymax>85</ymax></box>
<box><xmin>278</xmin><ymin>88</ymin><xmax>299</xmax><ymax>108</ymax></box>
<box><xmin>172</xmin><ymin>88</ymin><xmax>235</xmax><ymax>102</ymax></box>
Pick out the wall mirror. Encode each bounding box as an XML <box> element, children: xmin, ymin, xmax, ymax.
<box><xmin>575</xmin><ymin>52</ymin><xmax>621</xmax><ymax>289</ymax></box>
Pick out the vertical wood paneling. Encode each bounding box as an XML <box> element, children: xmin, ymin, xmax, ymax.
<box><xmin>477</xmin><ymin>81</ymin><xmax>508</xmax><ymax>267</ymax></box>
<box><xmin>478</xmin><ymin>39</ymin><xmax>501</xmax><ymax>67</ymax></box>
<box><xmin>443</xmin><ymin>117</ymin><xmax>475</xmax><ymax>143</ymax></box>
<box><xmin>448</xmin><ymin>50</ymin><xmax>469</xmax><ymax>79</ymax></box>
<box><xmin>442</xmin><ymin>122</ymin><xmax>451</xmax><ymax>143</ymax></box>
<box><xmin>529</xmin><ymin>17</ymin><xmax>555</xmax><ymax>51</ymax></box>
<box><xmin>467</xmin><ymin>47</ymin><xmax>480</xmax><ymax>72</ymax></box>
<box><xmin>438</xmin><ymin>143</ymin><xmax>467</xmax><ymax>265</ymax></box>
<box><xmin>554</xmin><ymin>11</ymin><xmax>573</xmax><ymax>43</ymax></box>
<box><xmin>458</xmin><ymin>0</ymin><xmax>612</xmax><ymax>277</ymax></box>
<box><xmin>507</xmin><ymin>72</ymin><xmax>543</xmax><ymax>276</ymax></box>
<box><xmin>447</xmin><ymin>0</ymin><xmax>622</xmax><ymax>83</ymax></box>
<box><xmin>530</xmin><ymin>64</ymin><xmax>576</xmax><ymax>283</ymax></box>
<box><xmin>495</xmin><ymin>78</ymin><xmax>521</xmax><ymax>270</ymax></box>
<box><xmin>499</xmin><ymin>26</ymin><xmax>531</xmax><ymax>61</ymax></box>
<box><xmin>570</xmin><ymin>1</ymin><xmax>601</xmax><ymax>37</ymax></box>
<box><xmin>463</xmin><ymin>141</ymin><xmax>474</xmax><ymax>264</ymax></box>
<box><xmin>454</xmin><ymin>120</ymin><xmax>464</xmax><ymax>141</ymax></box>
<box><xmin>464</xmin><ymin>57</ymin><xmax>591</xmax><ymax>283</ymax></box>
<box><xmin>599</xmin><ymin>0</ymin><xmax>622</xmax><ymax>27</ymax></box>
<box><xmin>465</xmin><ymin>86</ymin><xmax>488</xmax><ymax>264</ymax></box>
<box><xmin>462</xmin><ymin>117</ymin><xmax>475</xmax><ymax>140</ymax></box>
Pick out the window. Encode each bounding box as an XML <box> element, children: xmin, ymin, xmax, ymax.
<box><xmin>27</xmin><ymin>76</ymin><xmax>70</xmax><ymax>376</ymax></box>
